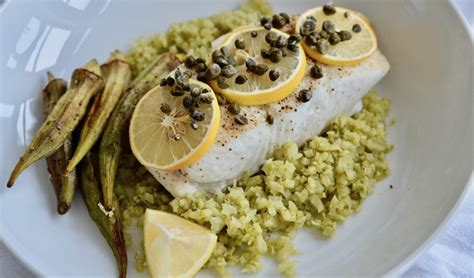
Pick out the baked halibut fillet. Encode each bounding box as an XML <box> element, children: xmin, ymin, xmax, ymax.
<box><xmin>150</xmin><ymin>50</ymin><xmax>390</xmax><ymax>197</ymax></box>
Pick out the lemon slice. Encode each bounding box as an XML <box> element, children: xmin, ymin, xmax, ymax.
<box><xmin>144</xmin><ymin>209</ymin><xmax>217</xmax><ymax>278</ymax></box>
<box><xmin>296</xmin><ymin>5</ymin><xmax>377</xmax><ymax>66</ymax></box>
<box><xmin>130</xmin><ymin>74</ymin><xmax>220</xmax><ymax>171</ymax></box>
<box><xmin>209</xmin><ymin>26</ymin><xmax>306</xmax><ymax>106</ymax></box>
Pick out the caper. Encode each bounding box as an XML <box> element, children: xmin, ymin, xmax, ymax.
<box><xmin>328</xmin><ymin>33</ymin><xmax>341</xmax><ymax>45</ymax></box>
<box><xmin>323</xmin><ymin>4</ymin><xmax>336</xmax><ymax>15</ymax></box>
<box><xmin>206</xmin><ymin>63</ymin><xmax>221</xmax><ymax>80</ymax></box>
<box><xmin>176</xmin><ymin>75</ymin><xmax>189</xmax><ymax>87</ymax></box>
<box><xmin>191</xmin><ymin>87</ymin><xmax>202</xmax><ymax>98</ymax></box>
<box><xmin>235</xmin><ymin>38</ymin><xmax>246</xmax><ymax>49</ymax></box>
<box><xmin>220</xmin><ymin>46</ymin><xmax>231</xmax><ymax>57</ymax></box>
<box><xmin>160</xmin><ymin>78</ymin><xmax>168</xmax><ymax>87</ymax></box>
<box><xmin>260</xmin><ymin>16</ymin><xmax>270</xmax><ymax>26</ymax></box>
<box><xmin>212</xmin><ymin>50</ymin><xmax>221</xmax><ymax>62</ymax></box>
<box><xmin>319</xmin><ymin>30</ymin><xmax>329</xmax><ymax>39</ymax></box>
<box><xmin>303</xmin><ymin>19</ymin><xmax>316</xmax><ymax>31</ymax></box>
<box><xmin>195</xmin><ymin>62</ymin><xmax>207</xmax><ymax>73</ymax></box>
<box><xmin>266</xmin><ymin>114</ymin><xmax>274</xmax><ymax>125</ymax></box>
<box><xmin>174</xmin><ymin>69</ymin><xmax>182</xmax><ymax>79</ymax></box>
<box><xmin>306</xmin><ymin>15</ymin><xmax>317</xmax><ymax>22</ymax></box>
<box><xmin>191</xmin><ymin>110</ymin><xmax>205</xmax><ymax>121</ymax></box>
<box><xmin>269</xmin><ymin>35</ymin><xmax>281</xmax><ymax>47</ymax></box>
<box><xmin>176</xmin><ymin>79</ymin><xmax>190</xmax><ymax>91</ymax></box>
<box><xmin>234</xmin><ymin>115</ymin><xmax>248</xmax><ymax>125</ymax></box>
<box><xmin>251</xmin><ymin>30</ymin><xmax>258</xmax><ymax>38</ymax></box>
<box><xmin>265</xmin><ymin>31</ymin><xmax>277</xmax><ymax>44</ymax></box>
<box><xmin>235</xmin><ymin>74</ymin><xmax>248</xmax><ymax>84</ymax></box>
<box><xmin>310</xmin><ymin>65</ymin><xmax>323</xmax><ymax>79</ymax></box>
<box><xmin>253</xmin><ymin>64</ymin><xmax>269</xmax><ymax>75</ymax></box>
<box><xmin>272</xmin><ymin>14</ymin><xmax>286</xmax><ymax>29</ymax></box>
<box><xmin>316</xmin><ymin>39</ymin><xmax>330</xmax><ymax>55</ymax></box>
<box><xmin>170</xmin><ymin>88</ymin><xmax>184</xmax><ymax>97</ymax></box>
<box><xmin>182</xmin><ymin>95</ymin><xmax>194</xmax><ymax>108</ymax></box>
<box><xmin>229</xmin><ymin>102</ymin><xmax>241</xmax><ymax>115</ymax></box>
<box><xmin>288</xmin><ymin>34</ymin><xmax>302</xmax><ymax>44</ymax></box>
<box><xmin>305</xmin><ymin>32</ymin><xmax>320</xmax><ymax>46</ymax></box>
<box><xmin>197</xmin><ymin>72</ymin><xmax>207</xmax><ymax>82</ymax></box>
<box><xmin>287</xmin><ymin>43</ymin><xmax>299</xmax><ymax>52</ymax></box>
<box><xmin>195</xmin><ymin>57</ymin><xmax>205</xmax><ymax>64</ymax></box>
<box><xmin>201</xmin><ymin>88</ymin><xmax>210</xmax><ymax>94</ymax></box>
<box><xmin>280</xmin><ymin>12</ymin><xmax>290</xmax><ymax>24</ymax></box>
<box><xmin>160</xmin><ymin>103</ymin><xmax>171</xmax><ymax>114</ymax></box>
<box><xmin>166</xmin><ymin>76</ymin><xmax>175</xmax><ymax>86</ymax></box>
<box><xmin>344</xmin><ymin>12</ymin><xmax>350</xmax><ymax>18</ymax></box>
<box><xmin>246</xmin><ymin>58</ymin><xmax>257</xmax><ymax>70</ymax></box>
<box><xmin>217</xmin><ymin>76</ymin><xmax>229</xmax><ymax>89</ymax></box>
<box><xmin>299</xmin><ymin>27</ymin><xmax>309</xmax><ymax>37</ymax></box>
<box><xmin>191</xmin><ymin>121</ymin><xmax>199</xmax><ymax>130</ymax></box>
<box><xmin>352</xmin><ymin>24</ymin><xmax>361</xmax><ymax>33</ymax></box>
<box><xmin>269</xmin><ymin>69</ymin><xmax>280</xmax><ymax>81</ymax></box>
<box><xmin>214</xmin><ymin>57</ymin><xmax>228</xmax><ymax>68</ymax></box>
<box><xmin>184</xmin><ymin>55</ymin><xmax>196</xmax><ymax>68</ymax></box>
<box><xmin>261</xmin><ymin>48</ymin><xmax>271</xmax><ymax>59</ymax></box>
<box><xmin>276</xmin><ymin>36</ymin><xmax>287</xmax><ymax>48</ymax></box>
<box><xmin>263</xmin><ymin>22</ymin><xmax>272</xmax><ymax>30</ymax></box>
<box><xmin>270</xmin><ymin>48</ymin><xmax>283</xmax><ymax>63</ymax></box>
<box><xmin>221</xmin><ymin>65</ymin><xmax>237</xmax><ymax>78</ymax></box>
<box><xmin>322</xmin><ymin>20</ymin><xmax>336</xmax><ymax>33</ymax></box>
<box><xmin>298</xmin><ymin>89</ymin><xmax>312</xmax><ymax>102</ymax></box>
<box><xmin>338</xmin><ymin>30</ymin><xmax>352</xmax><ymax>41</ymax></box>
<box><xmin>199</xmin><ymin>94</ymin><xmax>213</xmax><ymax>104</ymax></box>
<box><xmin>216</xmin><ymin>93</ymin><xmax>227</xmax><ymax>105</ymax></box>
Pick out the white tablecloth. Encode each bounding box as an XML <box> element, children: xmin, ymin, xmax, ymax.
<box><xmin>1</xmin><ymin>1</ymin><xmax>472</xmax><ymax>277</ymax></box>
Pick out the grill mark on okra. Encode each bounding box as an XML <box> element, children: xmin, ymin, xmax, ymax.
<box><xmin>79</xmin><ymin>153</ymin><xmax>127</xmax><ymax>278</ymax></box>
<box><xmin>99</xmin><ymin>53</ymin><xmax>180</xmax><ymax>211</ymax></box>
<box><xmin>42</xmin><ymin>72</ymin><xmax>78</xmax><ymax>215</ymax></box>
<box><xmin>7</xmin><ymin>60</ymin><xmax>104</xmax><ymax>188</ymax></box>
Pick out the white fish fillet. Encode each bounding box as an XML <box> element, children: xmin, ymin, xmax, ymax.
<box><xmin>149</xmin><ymin>50</ymin><xmax>390</xmax><ymax>197</ymax></box>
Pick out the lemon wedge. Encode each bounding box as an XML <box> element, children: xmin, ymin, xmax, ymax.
<box><xmin>130</xmin><ymin>72</ymin><xmax>220</xmax><ymax>171</ymax></box>
<box><xmin>144</xmin><ymin>209</ymin><xmax>217</xmax><ymax>278</ymax></box>
<box><xmin>296</xmin><ymin>5</ymin><xmax>377</xmax><ymax>66</ymax></box>
<box><xmin>209</xmin><ymin>26</ymin><xmax>306</xmax><ymax>106</ymax></box>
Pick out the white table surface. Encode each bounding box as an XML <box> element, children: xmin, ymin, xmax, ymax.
<box><xmin>1</xmin><ymin>0</ymin><xmax>472</xmax><ymax>277</ymax></box>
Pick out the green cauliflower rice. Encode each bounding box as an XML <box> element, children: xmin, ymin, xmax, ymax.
<box><xmin>126</xmin><ymin>0</ymin><xmax>273</xmax><ymax>76</ymax></box>
<box><xmin>116</xmin><ymin>92</ymin><xmax>392</xmax><ymax>277</ymax></box>
<box><xmin>116</xmin><ymin>0</ymin><xmax>393</xmax><ymax>276</ymax></box>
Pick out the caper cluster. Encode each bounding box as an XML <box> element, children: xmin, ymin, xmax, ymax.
<box><xmin>196</xmin><ymin>46</ymin><xmax>238</xmax><ymax>90</ymax></box>
<box><xmin>300</xmin><ymin>3</ymin><xmax>360</xmax><ymax>56</ymax></box>
<box><xmin>184</xmin><ymin>51</ymin><xmax>248</xmax><ymax>126</ymax></box>
<box><xmin>214</xmin><ymin>91</ymin><xmax>247</xmax><ymax>125</ymax></box>
<box><xmin>228</xmin><ymin>101</ymin><xmax>248</xmax><ymax>125</ymax></box>
<box><xmin>159</xmin><ymin>68</ymin><xmax>214</xmax><ymax>130</ymax></box>
<box><xmin>259</xmin><ymin>12</ymin><xmax>291</xmax><ymax>30</ymax></box>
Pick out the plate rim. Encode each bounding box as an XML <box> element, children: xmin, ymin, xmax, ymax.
<box><xmin>1</xmin><ymin>0</ymin><xmax>472</xmax><ymax>276</ymax></box>
<box><xmin>385</xmin><ymin>0</ymin><xmax>473</xmax><ymax>273</ymax></box>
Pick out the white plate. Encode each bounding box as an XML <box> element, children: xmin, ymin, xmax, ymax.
<box><xmin>0</xmin><ymin>0</ymin><xmax>472</xmax><ymax>277</ymax></box>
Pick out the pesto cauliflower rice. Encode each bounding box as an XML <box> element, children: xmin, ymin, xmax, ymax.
<box><xmin>117</xmin><ymin>92</ymin><xmax>392</xmax><ymax>276</ymax></box>
<box><xmin>114</xmin><ymin>1</ymin><xmax>393</xmax><ymax>276</ymax></box>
